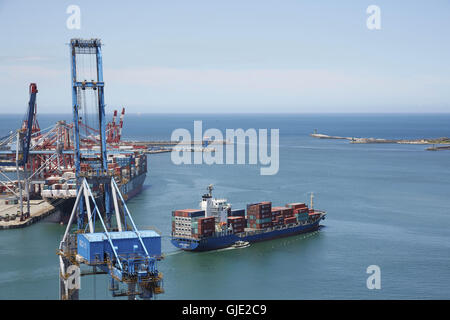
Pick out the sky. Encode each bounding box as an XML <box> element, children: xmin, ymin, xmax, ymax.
<box><xmin>0</xmin><ymin>0</ymin><xmax>449</xmax><ymax>114</ymax></box>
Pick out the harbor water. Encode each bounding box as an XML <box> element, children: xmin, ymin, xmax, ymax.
<box><xmin>0</xmin><ymin>113</ymin><xmax>449</xmax><ymax>299</ymax></box>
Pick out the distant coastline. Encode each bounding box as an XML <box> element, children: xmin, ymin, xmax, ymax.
<box><xmin>310</xmin><ymin>131</ymin><xmax>450</xmax><ymax>151</ymax></box>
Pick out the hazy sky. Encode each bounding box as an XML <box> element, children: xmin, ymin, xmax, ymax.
<box><xmin>0</xmin><ymin>0</ymin><xmax>449</xmax><ymax>113</ymax></box>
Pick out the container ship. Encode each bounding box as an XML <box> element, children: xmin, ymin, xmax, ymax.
<box><xmin>171</xmin><ymin>185</ymin><xmax>326</xmax><ymax>251</ymax></box>
<box><xmin>40</xmin><ymin>151</ymin><xmax>147</xmax><ymax>221</ymax></box>
<box><xmin>27</xmin><ymin>108</ymin><xmax>148</xmax><ymax>220</ymax></box>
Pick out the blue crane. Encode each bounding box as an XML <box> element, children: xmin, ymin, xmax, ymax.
<box><xmin>69</xmin><ymin>38</ymin><xmax>112</xmax><ymax>230</ymax></box>
<box><xmin>0</xmin><ymin>83</ymin><xmax>38</xmax><ymax>220</ymax></box>
<box><xmin>20</xmin><ymin>83</ymin><xmax>38</xmax><ymax>166</ymax></box>
<box><xmin>0</xmin><ymin>83</ymin><xmax>38</xmax><ymax>167</ymax></box>
<box><xmin>58</xmin><ymin>38</ymin><xmax>163</xmax><ymax>300</ymax></box>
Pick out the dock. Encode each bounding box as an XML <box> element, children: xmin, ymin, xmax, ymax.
<box><xmin>123</xmin><ymin>139</ymin><xmax>229</xmax><ymax>147</ymax></box>
<box><xmin>0</xmin><ymin>200</ymin><xmax>56</xmax><ymax>230</ymax></box>
<box><xmin>310</xmin><ymin>133</ymin><xmax>350</xmax><ymax>140</ymax></box>
<box><xmin>145</xmin><ymin>146</ymin><xmax>217</xmax><ymax>154</ymax></box>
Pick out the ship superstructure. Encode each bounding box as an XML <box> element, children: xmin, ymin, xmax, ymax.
<box><xmin>200</xmin><ymin>184</ymin><xmax>231</xmax><ymax>223</ymax></box>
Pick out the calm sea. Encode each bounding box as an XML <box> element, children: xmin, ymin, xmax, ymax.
<box><xmin>0</xmin><ymin>113</ymin><xmax>449</xmax><ymax>299</ymax></box>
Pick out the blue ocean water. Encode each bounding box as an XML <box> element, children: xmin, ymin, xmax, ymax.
<box><xmin>0</xmin><ymin>113</ymin><xmax>449</xmax><ymax>299</ymax></box>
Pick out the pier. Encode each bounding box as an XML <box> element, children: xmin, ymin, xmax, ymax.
<box><xmin>426</xmin><ymin>145</ymin><xmax>450</xmax><ymax>151</ymax></box>
<box><xmin>310</xmin><ymin>132</ymin><xmax>450</xmax><ymax>150</ymax></box>
<box><xmin>0</xmin><ymin>199</ymin><xmax>56</xmax><ymax>230</ymax></box>
<box><xmin>123</xmin><ymin>139</ymin><xmax>228</xmax><ymax>147</ymax></box>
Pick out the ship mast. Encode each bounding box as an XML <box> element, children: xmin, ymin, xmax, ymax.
<box><xmin>207</xmin><ymin>184</ymin><xmax>213</xmax><ymax>197</ymax></box>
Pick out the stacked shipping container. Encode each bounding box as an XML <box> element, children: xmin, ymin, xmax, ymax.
<box><xmin>197</xmin><ymin>217</ymin><xmax>216</xmax><ymax>238</ymax></box>
<box><xmin>229</xmin><ymin>209</ymin><xmax>245</xmax><ymax>217</ymax></box>
<box><xmin>172</xmin><ymin>200</ymin><xmax>319</xmax><ymax>240</ymax></box>
<box><xmin>109</xmin><ymin>152</ymin><xmax>147</xmax><ymax>185</ymax></box>
<box><xmin>227</xmin><ymin>216</ymin><xmax>246</xmax><ymax>233</ymax></box>
<box><xmin>247</xmin><ymin>201</ymin><xmax>272</xmax><ymax>229</ymax></box>
<box><xmin>172</xmin><ymin>209</ymin><xmax>205</xmax><ymax>239</ymax></box>
<box><xmin>287</xmin><ymin>203</ymin><xmax>309</xmax><ymax>223</ymax></box>
<box><xmin>308</xmin><ymin>208</ymin><xmax>321</xmax><ymax>220</ymax></box>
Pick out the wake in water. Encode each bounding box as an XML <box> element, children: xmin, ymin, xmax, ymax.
<box><xmin>163</xmin><ymin>250</ymin><xmax>184</xmax><ymax>257</ymax></box>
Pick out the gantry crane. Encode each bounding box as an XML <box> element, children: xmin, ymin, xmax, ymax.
<box><xmin>57</xmin><ymin>38</ymin><xmax>163</xmax><ymax>300</ymax></box>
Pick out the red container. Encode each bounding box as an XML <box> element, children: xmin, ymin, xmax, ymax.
<box><xmin>287</xmin><ymin>203</ymin><xmax>307</xmax><ymax>210</ymax></box>
<box><xmin>248</xmin><ymin>202</ymin><xmax>272</xmax><ymax>213</ymax></box>
<box><xmin>294</xmin><ymin>208</ymin><xmax>308</xmax><ymax>214</ymax></box>
<box><xmin>199</xmin><ymin>216</ymin><xmax>215</xmax><ymax>223</ymax></box>
<box><xmin>227</xmin><ymin>216</ymin><xmax>245</xmax><ymax>224</ymax></box>
<box><xmin>279</xmin><ymin>208</ymin><xmax>294</xmax><ymax>218</ymax></box>
<box><xmin>260</xmin><ymin>201</ymin><xmax>272</xmax><ymax>209</ymax></box>
<box><xmin>254</xmin><ymin>222</ymin><xmax>272</xmax><ymax>229</ymax></box>
<box><xmin>198</xmin><ymin>217</ymin><xmax>215</xmax><ymax>234</ymax></box>
<box><xmin>285</xmin><ymin>217</ymin><xmax>297</xmax><ymax>224</ymax></box>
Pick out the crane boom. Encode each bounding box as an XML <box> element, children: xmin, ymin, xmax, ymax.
<box><xmin>21</xmin><ymin>83</ymin><xmax>38</xmax><ymax>166</ymax></box>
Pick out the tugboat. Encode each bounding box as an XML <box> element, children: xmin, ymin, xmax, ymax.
<box><xmin>232</xmin><ymin>241</ymin><xmax>250</xmax><ymax>249</ymax></box>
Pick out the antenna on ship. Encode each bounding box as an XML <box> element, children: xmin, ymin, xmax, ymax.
<box><xmin>207</xmin><ymin>184</ymin><xmax>214</xmax><ymax>197</ymax></box>
<box><xmin>310</xmin><ymin>192</ymin><xmax>314</xmax><ymax>210</ymax></box>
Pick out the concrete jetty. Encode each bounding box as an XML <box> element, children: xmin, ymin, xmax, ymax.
<box><xmin>310</xmin><ymin>132</ymin><xmax>450</xmax><ymax>150</ymax></box>
<box><xmin>0</xmin><ymin>200</ymin><xmax>57</xmax><ymax>230</ymax></box>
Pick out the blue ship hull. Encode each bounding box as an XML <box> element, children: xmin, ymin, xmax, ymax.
<box><xmin>171</xmin><ymin>216</ymin><xmax>325</xmax><ymax>252</ymax></box>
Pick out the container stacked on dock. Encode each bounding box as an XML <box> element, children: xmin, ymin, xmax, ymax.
<box><xmin>2</xmin><ymin>197</ymin><xmax>19</xmax><ymax>205</ymax></box>
<box><xmin>41</xmin><ymin>174</ymin><xmax>77</xmax><ymax>199</ymax></box>
<box><xmin>39</xmin><ymin>152</ymin><xmax>147</xmax><ymax>202</ymax></box>
<box><xmin>247</xmin><ymin>201</ymin><xmax>272</xmax><ymax>229</ymax></box>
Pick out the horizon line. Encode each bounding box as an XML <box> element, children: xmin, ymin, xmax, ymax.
<box><xmin>1</xmin><ymin>112</ymin><xmax>450</xmax><ymax>115</ymax></box>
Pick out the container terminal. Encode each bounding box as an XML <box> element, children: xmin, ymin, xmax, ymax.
<box><xmin>0</xmin><ymin>101</ymin><xmax>148</xmax><ymax>229</ymax></box>
<box><xmin>0</xmin><ymin>37</ymin><xmax>165</xmax><ymax>299</ymax></box>
<box><xmin>171</xmin><ymin>185</ymin><xmax>326</xmax><ymax>251</ymax></box>
<box><xmin>0</xmin><ymin>73</ymin><xmax>216</xmax><ymax>230</ymax></box>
